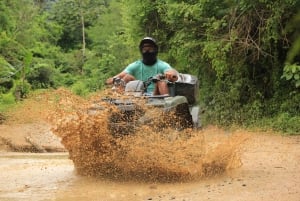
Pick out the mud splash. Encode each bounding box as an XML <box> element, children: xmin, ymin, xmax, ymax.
<box><xmin>49</xmin><ymin>89</ymin><xmax>247</xmax><ymax>182</ymax></box>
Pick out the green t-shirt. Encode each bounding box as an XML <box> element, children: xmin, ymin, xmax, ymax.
<box><xmin>124</xmin><ymin>59</ymin><xmax>173</xmax><ymax>93</ymax></box>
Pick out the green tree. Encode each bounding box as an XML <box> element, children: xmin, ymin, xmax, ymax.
<box><xmin>0</xmin><ymin>0</ymin><xmax>64</xmax><ymax>94</ymax></box>
<box><xmin>122</xmin><ymin>0</ymin><xmax>300</xmax><ymax>132</ymax></box>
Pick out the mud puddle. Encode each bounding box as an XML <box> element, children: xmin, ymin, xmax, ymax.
<box><xmin>0</xmin><ymin>152</ymin><xmax>249</xmax><ymax>201</ymax></box>
<box><xmin>0</xmin><ymin>152</ymin><xmax>224</xmax><ymax>201</ymax></box>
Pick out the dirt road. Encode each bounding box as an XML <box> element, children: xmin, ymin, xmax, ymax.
<box><xmin>0</xmin><ymin>123</ymin><xmax>299</xmax><ymax>201</ymax></box>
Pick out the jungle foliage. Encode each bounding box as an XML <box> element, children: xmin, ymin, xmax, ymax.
<box><xmin>0</xmin><ymin>0</ymin><xmax>299</xmax><ymax>134</ymax></box>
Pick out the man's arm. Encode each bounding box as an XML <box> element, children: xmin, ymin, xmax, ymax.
<box><xmin>105</xmin><ymin>72</ymin><xmax>135</xmax><ymax>85</ymax></box>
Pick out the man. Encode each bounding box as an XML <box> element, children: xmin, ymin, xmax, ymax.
<box><xmin>106</xmin><ymin>37</ymin><xmax>179</xmax><ymax>95</ymax></box>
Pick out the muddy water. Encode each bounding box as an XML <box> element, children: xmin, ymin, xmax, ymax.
<box><xmin>0</xmin><ymin>152</ymin><xmax>238</xmax><ymax>201</ymax></box>
<box><xmin>49</xmin><ymin>96</ymin><xmax>245</xmax><ymax>182</ymax></box>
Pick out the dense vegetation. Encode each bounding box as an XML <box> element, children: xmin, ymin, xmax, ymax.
<box><xmin>0</xmin><ymin>0</ymin><xmax>299</xmax><ymax>134</ymax></box>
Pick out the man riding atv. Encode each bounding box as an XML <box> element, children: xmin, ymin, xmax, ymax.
<box><xmin>106</xmin><ymin>37</ymin><xmax>179</xmax><ymax>96</ymax></box>
<box><xmin>103</xmin><ymin>37</ymin><xmax>200</xmax><ymax>136</ymax></box>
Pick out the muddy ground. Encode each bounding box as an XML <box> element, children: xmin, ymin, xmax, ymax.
<box><xmin>0</xmin><ymin>89</ymin><xmax>299</xmax><ymax>201</ymax></box>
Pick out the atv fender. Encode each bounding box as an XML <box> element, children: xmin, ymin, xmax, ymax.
<box><xmin>164</xmin><ymin>96</ymin><xmax>188</xmax><ymax>110</ymax></box>
<box><xmin>190</xmin><ymin>106</ymin><xmax>201</xmax><ymax>129</ymax></box>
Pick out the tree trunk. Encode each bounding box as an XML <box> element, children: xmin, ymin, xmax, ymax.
<box><xmin>81</xmin><ymin>12</ymin><xmax>86</xmax><ymax>74</ymax></box>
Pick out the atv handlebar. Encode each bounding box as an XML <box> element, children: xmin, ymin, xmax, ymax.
<box><xmin>144</xmin><ymin>74</ymin><xmax>177</xmax><ymax>90</ymax></box>
<box><xmin>149</xmin><ymin>74</ymin><xmax>177</xmax><ymax>83</ymax></box>
<box><xmin>112</xmin><ymin>77</ymin><xmax>126</xmax><ymax>87</ymax></box>
<box><xmin>111</xmin><ymin>73</ymin><xmax>177</xmax><ymax>94</ymax></box>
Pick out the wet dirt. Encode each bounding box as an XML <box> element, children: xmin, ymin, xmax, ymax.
<box><xmin>1</xmin><ymin>131</ymin><xmax>299</xmax><ymax>201</ymax></box>
<box><xmin>0</xmin><ymin>89</ymin><xmax>299</xmax><ymax>201</ymax></box>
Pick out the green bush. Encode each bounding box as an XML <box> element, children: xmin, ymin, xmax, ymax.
<box><xmin>71</xmin><ymin>81</ymin><xmax>89</xmax><ymax>97</ymax></box>
<box><xmin>259</xmin><ymin>113</ymin><xmax>300</xmax><ymax>135</ymax></box>
<box><xmin>13</xmin><ymin>80</ymin><xmax>31</xmax><ymax>101</ymax></box>
<box><xmin>27</xmin><ymin>65</ymin><xmax>55</xmax><ymax>89</ymax></box>
<box><xmin>0</xmin><ymin>93</ymin><xmax>16</xmax><ymax>111</ymax></box>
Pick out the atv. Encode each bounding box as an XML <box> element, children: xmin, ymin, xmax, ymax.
<box><xmin>90</xmin><ymin>73</ymin><xmax>200</xmax><ymax>137</ymax></box>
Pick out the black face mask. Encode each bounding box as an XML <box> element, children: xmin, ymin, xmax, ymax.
<box><xmin>142</xmin><ymin>51</ymin><xmax>157</xmax><ymax>65</ymax></box>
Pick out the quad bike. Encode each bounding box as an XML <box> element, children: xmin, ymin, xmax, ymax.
<box><xmin>90</xmin><ymin>74</ymin><xmax>200</xmax><ymax>137</ymax></box>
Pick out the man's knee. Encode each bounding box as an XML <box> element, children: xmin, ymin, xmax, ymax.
<box><xmin>154</xmin><ymin>81</ymin><xmax>169</xmax><ymax>95</ymax></box>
